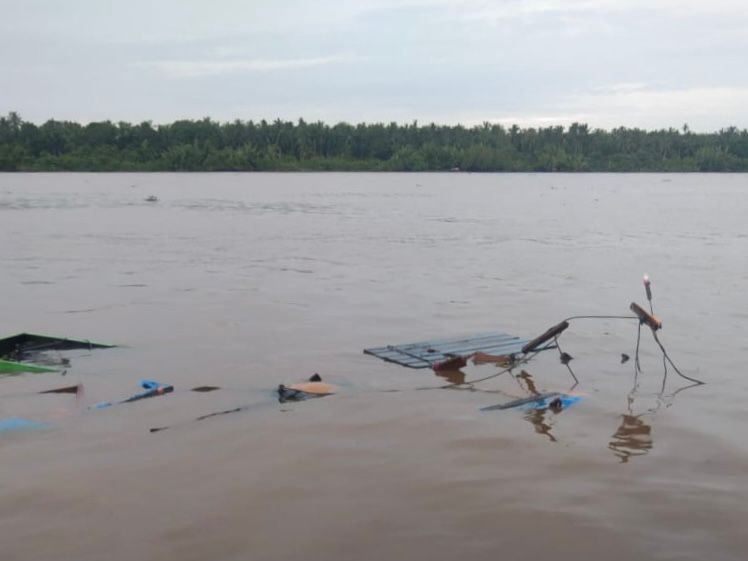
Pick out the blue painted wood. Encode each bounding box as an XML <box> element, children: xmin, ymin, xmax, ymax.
<box><xmin>364</xmin><ymin>331</ymin><xmax>530</xmax><ymax>369</ymax></box>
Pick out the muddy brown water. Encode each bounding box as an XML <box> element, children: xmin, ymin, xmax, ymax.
<box><xmin>1</xmin><ymin>172</ymin><xmax>747</xmax><ymax>561</ymax></box>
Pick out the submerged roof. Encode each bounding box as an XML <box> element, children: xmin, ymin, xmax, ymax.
<box><xmin>0</xmin><ymin>333</ymin><xmax>116</xmax><ymax>375</ymax></box>
<box><xmin>0</xmin><ymin>333</ymin><xmax>115</xmax><ymax>356</ymax></box>
<box><xmin>364</xmin><ymin>331</ymin><xmax>529</xmax><ymax>369</ymax></box>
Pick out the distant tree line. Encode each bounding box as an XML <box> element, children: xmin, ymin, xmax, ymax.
<box><xmin>2</xmin><ymin>111</ymin><xmax>748</xmax><ymax>172</ymax></box>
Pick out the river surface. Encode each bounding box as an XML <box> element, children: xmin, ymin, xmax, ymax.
<box><xmin>1</xmin><ymin>173</ymin><xmax>747</xmax><ymax>561</ymax></box>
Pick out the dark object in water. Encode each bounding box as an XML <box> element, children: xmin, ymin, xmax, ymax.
<box><xmin>621</xmin><ymin>353</ymin><xmax>630</xmax><ymax>364</ymax></box>
<box><xmin>195</xmin><ymin>407</ymin><xmax>243</xmax><ymax>422</ymax></box>
<box><xmin>364</xmin><ymin>331</ymin><xmax>531</xmax><ymax>369</ymax></box>
<box><xmin>481</xmin><ymin>392</ymin><xmax>562</xmax><ymax>411</ymax></box>
<box><xmin>191</xmin><ymin>386</ymin><xmax>221</xmax><ymax>392</ymax></box>
<box><xmin>548</xmin><ymin>397</ymin><xmax>564</xmax><ymax>413</ymax></box>
<box><xmin>559</xmin><ymin>352</ymin><xmax>573</xmax><ymax>365</ymax></box>
<box><xmin>277</xmin><ymin>384</ymin><xmax>307</xmax><ymax>402</ymax></box>
<box><xmin>521</xmin><ymin>321</ymin><xmax>570</xmax><ymax>354</ymax></box>
<box><xmin>39</xmin><ymin>384</ymin><xmax>81</xmax><ymax>395</ymax></box>
<box><xmin>277</xmin><ymin>374</ymin><xmax>335</xmax><ymax>403</ymax></box>
<box><xmin>150</xmin><ymin>405</ymin><xmax>248</xmax><ymax>432</ymax></box>
<box><xmin>145</xmin><ymin>195</ymin><xmax>158</xmax><ymax>202</ymax></box>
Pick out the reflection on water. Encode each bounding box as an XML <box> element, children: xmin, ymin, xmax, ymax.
<box><xmin>609</xmin><ymin>411</ymin><xmax>654</xmax><ymax>463</ymax></box>
<box><xmin>525</xmin><ymin>407</ymin><xmax>558</xmax><ymax>442</ymax></box>
<box><xmin>517</xmin><ymin>370</ymin><xmax>540</xmax><ymax>395</ymax></box>
<box><xmin>456</xmin><ymin>330</ymin><xmax>702</xmax><ymax>455</ymax></box>
<box><xmin>607</xmin><ymin>340</ymin><xmax>700</xmax><ymax>463</ymax></box>
<box><xmin>432</xmin><ymin>368</ymin><xmax>467</xmax><ymax>385</ymax></box>
<box><xmin>517</xmin><ymin>370</ymin><xmax>562</xmax><ymax>443</ymax></box>
<box><xmin>608</xmin><ymin>343</ymin><xmax>702</xmax><ymax>462</ymax></box>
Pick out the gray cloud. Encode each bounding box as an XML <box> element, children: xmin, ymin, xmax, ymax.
<box><xmin>2</xmin><ymin>0</ymin><xmax>747</xmax><ymax>129</ymax></box>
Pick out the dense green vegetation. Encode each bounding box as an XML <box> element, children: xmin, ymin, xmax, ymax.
<box><xmin>2</xmin><ymin>111</ymin><xmax>748</xmax><ymax>172</ymax></box>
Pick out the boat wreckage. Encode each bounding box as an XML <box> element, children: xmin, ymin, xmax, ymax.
<box><xmin>1</xmin><ymin>276</ymin><xmax>703</xmax><ymax>448</ymax></box>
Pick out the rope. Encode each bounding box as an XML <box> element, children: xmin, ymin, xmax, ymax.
<box><xmin>634</xmin><ymin>322</ymin><xmax>642</xmax><ymax>373</ymax></box>
<box><xmin>562</xmin><ymin>315</ymin><xmax>638</xmax><ymax>322</ymax></box>
<box><xmin>651</xmin><ymin>330</ymin><xmax>705</xmax><ymax>385</ymax></box>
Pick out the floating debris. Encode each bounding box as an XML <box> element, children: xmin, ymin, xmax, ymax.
<box><xmin>364</xmin><ymin>331</ymin><xmax>531</xmax><ymax>369</ymax></box>
<box><xmin>39</xmin><ymin>384</ymin><xmax>82</xmax><ymax>395</ymax></box>
<box><xmin>0</xmin><ymin>332</ymin><xmax>115</xmax><ymax>374</ymax></box>
<box><xmin>93</xmin><ymin>380</ymin><xmax>173</xmax><ymax>409</ymax></box>
<box><xmin>0</xmin><ymin>333</ymin><xmax>114</xmax><ymax>356</ymax></box>
<box><xmin>278</xmin><ymin>374</ymin><xmax>335</xmax><ymax>403</ymax></box>
<box><xmin>481</xmin><ymin>392</ymin><xmax>562</xmax><ymax>411</ymax></box>
<box><xmin>621</xmin><ymin>353</ymin><xmax>630</xmax><ymax>364</ymax></box>
<box><xmin>472</xmin><ymin>352</ymin><xmax>516</xmax><ymax>367</ymax></box>
<box><xmin>482</xmin><ymin>392</ymin><xmax>583</xmax><ymax>412</ymax></box>
<box><xmin>0</xmin><ymin>417</ymin><xmax>47</xmax><ymax>433</ymax></box>
<box><xmin>150</xmin><ymin>405</ymin><xmax>246</xmax><ymax>433</ymax></box>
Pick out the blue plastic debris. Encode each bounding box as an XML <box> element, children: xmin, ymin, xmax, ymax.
<box><xmin>0</xmin><ymin>417</ymin><xmax>47</xmax><ymax>433</ymax></box>
<box><xmin>481</xmin><ymin>393</ymin><xmax>583</xmax><ymax>412</ymax></box>
<box><xmin>93</xmin><ymin>379</ymin><xmax>174</xmax><ymax>409</ymax></box>
<box><xmin>520</xmin><ymin>394</ymin><xmax>582</xmax><ymax>411</ymax></box>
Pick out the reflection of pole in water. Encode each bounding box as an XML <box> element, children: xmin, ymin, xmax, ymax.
<box><xmin>608</xmin><ymin>413</ymin><xmax>653</xmax><ymax>463</ymax></box>
<box><xmin>517</xmin><ymin>370</ymin><xmax>540</xmax><ymax>395</ymax></box>
<box><xmin>609</xmin><ymin>391</ymin><xmax>654</xmax><ymax>463</ymax></box>
<box><xmin>525</xmin><ymin>408</ymin><xmax>557</xmax><ymax>443</ymax></box>
<box><xmin>518</xmin><ymin>370</ymin><xmax>559</xmax><ymax>442</ymax></box>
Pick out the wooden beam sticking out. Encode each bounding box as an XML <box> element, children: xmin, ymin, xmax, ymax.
<box><xmin>630</xmin><ymin>302</ymin><xmax>662</xmax><ymax>331</ymax></box>
<box><xmin>521</xmin><ymin>321</ymin><xmax>570</xmax><ymax>354</ymax></box>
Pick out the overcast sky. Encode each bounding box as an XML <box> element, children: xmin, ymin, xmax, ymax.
<box><xmin>2</xmin><ymin>0</ymin><xmax>747</xmax><ymax>130</ymax></box>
